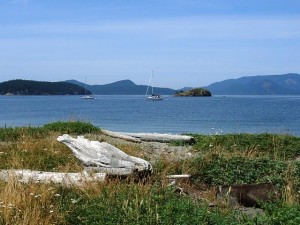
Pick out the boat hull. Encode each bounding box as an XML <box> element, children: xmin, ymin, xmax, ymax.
<box><xmin>81</xmin><ymin>95</ymin><xmax>94</xmax><ymax>99</ymax></box>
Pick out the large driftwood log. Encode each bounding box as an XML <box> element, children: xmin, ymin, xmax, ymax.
<box><xmin>57</xmin><ymin>134</ymin><xmax>153</xmax><ymax>176</ymax></box>
<box><xmin>101</xmin><ymin>129</ymin><xmax>141</xmax><ymax>143</ymax></box>
<box><xmin>0</xmin><ymin>170</ymin><xmax>106</xmax><ymax>186</ymax></box>
<box><xmin>119</xmin><ymin>132</ymin><xmax>195</xmax><ymax>143</ymax></box>
<box><xmin>102</xmin><ymin>130</ymin><xmax>195</xmax><ymax>143</ymax></box>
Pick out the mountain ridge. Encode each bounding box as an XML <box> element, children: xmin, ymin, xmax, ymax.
<box><xmin>67</xmin><ymin>73</ymin><xmax>300</xmax><ymax>95</ymax></box>
<box><xmin>205</xmin><ymin>73</ymin><xmax>300</xmax><ymax>95</ymax></box>
<box><xmin>66</xmin><ymin>79</ymin><xmax>176</xmax><ymax>95</ymax></box>
<box><xmin>1</xmin><ymin>73</ymin><xmax>298</xmax><ymax>96</ymax></box>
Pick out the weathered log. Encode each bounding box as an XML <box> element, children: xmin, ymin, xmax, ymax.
<box><xmin>109</xmin><ymin>131</ymin><xmax>195</xmax><ymax>143</ymax></box>
<box><xmin>57</xmin><ymin>134</ymin><xmax>153</xmax><ymax>176</ymax></box>
<box><xmin>101</xmin><ymin>129</ymin><xmax>141</xmax><ymax>143</ymax></box>
<box><xmin>166</xmin><ymin>174</ymin><xmax>191</xmax><ymax>179</ymax></box>
<box><xmin>0</xmin><ymin>170</ymin><xmax>106</xmax><ymax>186</ymax></box>
<box><xmin>217</xmin><ymin>183</ymin><xmax>278</xmax><ymax>207</ymax></box>
<box><xmin>165</xmin><ymin>174</ymin><xmax>191</xmax><ymax>186</ymax></box>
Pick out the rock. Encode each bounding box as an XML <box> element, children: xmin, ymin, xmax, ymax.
<box><xmin>237</xmin><ymin>207</ymin><xmax>265</xmax><ymax>219</ymax></box>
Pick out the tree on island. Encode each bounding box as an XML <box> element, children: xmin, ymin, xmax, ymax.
<box><xmin>175</xmin><ymin>88</ymin><xmax>212</xmax><ymax>97</ymax></box>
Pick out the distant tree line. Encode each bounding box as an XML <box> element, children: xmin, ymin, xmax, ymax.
<box><xmin>0</xmin><ymin>79</ymin><xmax>91</xmax><ymax>95</ymax></box>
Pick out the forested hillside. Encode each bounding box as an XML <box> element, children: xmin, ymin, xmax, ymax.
<box><xmin>0</xmin><ymin>79</ymin><xmax>90</xmax><ymax>95</ymax></box>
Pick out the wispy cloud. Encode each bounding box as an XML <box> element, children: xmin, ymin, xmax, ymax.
<box><xmin>1</xmin><ymin>15</ymin><xmax>299</xmax><ymax>41</ymax></box>
<box><xmin>9</xmin><ymin>0</ymin><xmax>29</xmax><ymax>4</ymax></box>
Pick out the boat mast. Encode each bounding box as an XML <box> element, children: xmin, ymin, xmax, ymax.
<box><xmin>151</xmin><ymin>71</ymin><xmax>154</xmax><ymax>95</ymax></box>
<box><xmin>84</xmin><ymin>76</ymin><xmax>87</xmax><ymax>95</ymax></box>
<box><xmin>145</xmin><ymin>71</ymin><xmax>154</xmax><ymax>96</ymax></box>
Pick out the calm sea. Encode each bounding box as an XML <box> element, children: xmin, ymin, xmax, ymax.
<box><xmin>0</xmin><ymin>95</ymin><xmax>299</xmax><ymax>136</ymax></box>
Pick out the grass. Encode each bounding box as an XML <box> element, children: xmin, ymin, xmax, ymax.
<box><xmin>0</xmin><ymin>122</ymin><xmax>300</xmax><ymax>224</ymax></box>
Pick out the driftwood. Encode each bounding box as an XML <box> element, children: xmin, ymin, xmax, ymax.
<box><xmin>217</xmin><ymin>183</ymin><xmax>277</xmax><ymax>207</ymax></box>
<box><xmin>102</xmin><ymin>130</ymin><xmax>195</xmax><ymax>143</ymax></box>
<box><xmin>57</xmin><ymin>134</ymin><xmax>153</xmax><ymax>176</ymax></box>
<box><xmin>0</xmin><ymin>170</ymin><xmax>106</xmax><ymax>186</ymax></box>
<box><xmin>0</xmin><ymin>135</ymin><xmax>152</xmax><ymax>185</ymax></box>
<box><xmin>165</xmin><ymin>174</ymin><xmax>191</xmax><ymax>187</ymax></box>
<box><xmin>101</xmin><ymin>129</ymin><xmax>141</xmax><ymax>143</ymax></box>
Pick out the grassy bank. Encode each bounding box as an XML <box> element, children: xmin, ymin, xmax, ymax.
<box><xmin>0</xmin><ymin>121</ymin><xmax>299</xmax><ymax>224</ymax></box>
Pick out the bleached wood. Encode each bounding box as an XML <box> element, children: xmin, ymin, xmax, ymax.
<box><xmin>0</xmin><ymin>170</ymin><xmax>106</xmax><ymax>186</ymax></box>
<box><xmin>102</xmin><ymin>129</ymin><xmax>141</xmax><ymax>143</ymax></box>
<box><xmin>117</xmin><ymin>132</ymin><xmax>195</xmax><ymax>143</ymax></box>
<box><xmin>166</xmin><ymin>174</ymin><xmax>191</xmax><ymax>179</ymax></box>
<box><xmin>57</xmin><ymin>134</ymin><xmax>152</xmax><ymax>176</ymax></box>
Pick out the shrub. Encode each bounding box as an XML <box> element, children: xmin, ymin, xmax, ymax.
<box><xmin>191</xmin><ymin>133</ymin><xmax>300</xmax><ymax>160</ymax></box>
<box><xmin>43</xmin><ymin>121</ymin><xmax>100</xmax><ymax>134</ymax></box>
<box><xmin>0</xmin><ymin>127</ymin><xmax>49</xmax><ymax>142</ymax></box>
<box><xmin>191</xmin><ymin>155</ymin><xmax>298</xmax><ymax>191</ymax></box>
<box><xmin>59</xmin><ymin>184</ymin><xmax>252</xmax><ymax>225</ymax></box>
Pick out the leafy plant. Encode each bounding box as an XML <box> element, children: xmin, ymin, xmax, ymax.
<box><xmin>190</xmin><ymin>155</ymin><xmax>300</xmax><ymax>196</ymax></box>
<box><xmin>190</xmin><ymin>133</ymin><xmax>300</xmax><ymax>160</ymax></box>
<box><xmin>43</xmin><ymin>121</ymin><xmax>100</xmax><ymax>134</ymax></box>
<box><xmin>59</xmin><ymin>183</ymin><xmax>252</xmax><ymax>225</ymax></box>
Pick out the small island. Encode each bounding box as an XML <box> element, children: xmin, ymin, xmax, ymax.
<box><xmin>175</xmin><ymin>88</ymin><xmax>212</xmax><ymax>97</ymax></box>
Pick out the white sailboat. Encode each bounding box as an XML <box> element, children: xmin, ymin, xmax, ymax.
<box><xmin>81</xmin><ymin>77</ymin><xmax>94</xmax><ymax>99</ymax></box>
<box><xmin>81</xmin><ymin>95</ymin><xmax>94</xmax><ymax>99</ymax></box>
<box><xmin>145</xmin><ymin>71</ymin><xmax>163</xmax><ymax>100</ymax></box>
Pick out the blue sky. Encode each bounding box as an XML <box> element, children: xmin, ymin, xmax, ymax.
<box><xmin>0</xmin><ymin>0</ymin><xmax>299</xmax><ymax>89</ymax></box>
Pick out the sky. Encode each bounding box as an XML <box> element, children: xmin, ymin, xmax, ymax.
<box><xmin>0</xmin><ymin>0</ymin><xmax>299</xmax><ymax>89</ymax></box>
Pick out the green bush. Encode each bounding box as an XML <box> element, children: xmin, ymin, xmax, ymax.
<box><xmin>43</xmin><ymin>121</ymin><xmax>100</xmax><ymax>134</ymax></box>
<box><xmin>260</xmin><ymin>203</ymin><xmax>300</xmax><ymax>224</ymax></box>
<box><xmin>59</xmin><ymin>184</ymin><xmax>254</xmax><ymax>225</ymax></box>
<box><xmin>0</xmin><ymin>121</ymin><xmax>100</xmax><ymax>141</ymax></box>
<box><xmin>190</xmin><ymin>133</ymin><xmax>300</xmax><ymax>160</ymax></box>
<box><xmin>0</xmin><ymin>127</ymin><xmax>48</xmax><ymax>141</ymax></box>
<box><xmin>191</xmin><ymin>155</ymin><xmax>299</xmax><ymax>191</ymax></box>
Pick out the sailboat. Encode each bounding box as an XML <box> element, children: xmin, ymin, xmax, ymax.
<box><xmin>81</xmin><ymin>77</ymin><xmax>94</xmax><ymax>99</ymax></box>
<box><xmin>81</xmin><ymin>95</ymin><xmax>94</xmax><ymax>99</ymax></box>
<box><xmin>145</xmin><ymin>71</ymin><xmax>163</xmax><ymax>100</ymax></box>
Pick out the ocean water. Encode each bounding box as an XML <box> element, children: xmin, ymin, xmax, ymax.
<box><xmin>0</xmin><ymin>95</ymin><xmax>299</xmax><ymax>136</ymax></box>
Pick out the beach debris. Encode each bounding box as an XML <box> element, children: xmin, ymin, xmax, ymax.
<box><xmin>165</xmin><ymin>174</ymin><xmax>191</xmax><ymax>185</ymax></box>
<box><xmin>0</xmin><ymin>170</ymin><xmax>106</xmax><ymax>186</ymax></box>
<box><xmin>57</xmin><ymin>134</ymin><xmax>153</xmax><ymax>176</ymax></box>
<box><xmin>102</xmin><ymin>130</ymin><xmax>195</xmax><ymax>143</ymax></box>
<box><xmin>0</xmin><ymin>135</ymin><xmax>153</xmax><ymax>185</ymax></box>
<box><xmin>217</xmin><ymin>183</ymin><xmax>277</xmax><ymax>207</ymax></box>
<box><xmin>101</xmin><ymin>129</ymin><xmax>141</xmax><ymax>143</ymax></box>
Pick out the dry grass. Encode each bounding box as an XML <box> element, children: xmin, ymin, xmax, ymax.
<box><xmin>0</xmin><ymin>178</ymin><xmax>63</xmax><ymax>225</ymax></box>
<box><xmin>0</xmin><ymin>133</ymin><xmax>82</xmax><ymax>172</ymax></box>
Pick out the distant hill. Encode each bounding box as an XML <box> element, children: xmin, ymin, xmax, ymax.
<box><xmin>66</xmin><ymin>79</ymin><xmax>176</xmax><ymax>95</ymax></box>
<box><xmin>0</xmin><ymin>79</ymin><xmax>90</xmax><ymax>95</ymax></box>
<box><xmin>205</xmin><ymin>73</ymin><xmax>300</xmax><ymax>95</ymax></box>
